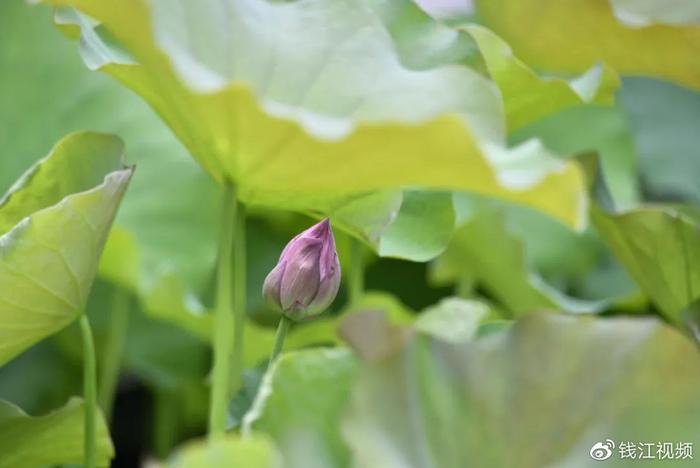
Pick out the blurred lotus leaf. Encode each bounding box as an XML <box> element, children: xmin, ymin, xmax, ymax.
<box><xmin>593</xmin><ymin>204</ymin><xmax>700</xmax><ymax>323</ymax></box>
<box><xmin>342</xmin><ymin>312</ymin><xmax>700</xmax><ymax>468</ymax></box>
<box><xmin>169</xmin><ymin>433</ymin><xmax>281</xmax><ymax>468</ymax></box>
<box><xmin>0</xmin><ymin>397</ymin><xmax>113</xmax><ymax>468</ymax></box>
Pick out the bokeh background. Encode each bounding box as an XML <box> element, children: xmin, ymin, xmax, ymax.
<box><xmin>1</xmin><ymin>0</ymin><xmax>699</xmax><ymax>466</ymax></box>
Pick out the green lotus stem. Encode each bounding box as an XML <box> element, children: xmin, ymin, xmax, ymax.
<box><xmin>79</xmin><ymin>314</ymin><xmax>97</xmax><ymax>468</ymax></box>
<box><xmin>455</xmin><ymin>276</ymin><xmax>474</xmax><ymax>298</ymax></box>
<box><xmin>209</xmin><ymin>182</ymin><xmax>246</xmax><ymax>438</ymax></box>
<box><xmin>230</xmin><ymin>198</ymin><xmax>246</xmax><ymax>394</ymax></box>
<box><xmin>269</xmin><ymin>316</ymin><xmax>291</xmax><ymax>366</ymax></box>
<box><xmin>98</xmin><ymin>287</ymin><xmax>130</xmax><ymax>419</ymax></box>
<box><xmin>153</xmin><ymin>386</ymin><xmax>178</xmax><ymax>458</ymax></box>
<box><xmin>349</xmin><ymin>238</ymin><xmax>365</xmax><ymax>305</ymax></box>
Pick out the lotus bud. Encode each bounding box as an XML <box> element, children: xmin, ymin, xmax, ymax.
<box><xmin>263</xmin><ymin>218</ymin><xmax>341</xmax><ymax>320</ymax></box>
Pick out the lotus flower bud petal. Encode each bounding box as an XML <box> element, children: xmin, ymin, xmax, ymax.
<box><xmin>262</xmin><ymin>218</ymin><xmax>341</xmax><ymax>320</ymax></box>
<box><xmin>306</xmin><ymin>266</ymin><xmax>341</xmax><ymax>315</ymax></box>
<box><xmin>280</xmin><ymin>239</ymin><xmax>323</xmax><ymax>312</ymax></box>
<box><xmin>262</xmin><ymin>260</ymin><xmax>286</xmax><ymax>309</ymax></box>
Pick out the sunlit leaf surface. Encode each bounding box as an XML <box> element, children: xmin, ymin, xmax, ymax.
<box><xmin>464</xmin><ymin>25</ymin><xmax>618</xmax><ymax>132</ymax></box>
<box><xmin>609</xmin><ymin>0</ymin><xmax>700</xmax><ymax>26</ymax></box>
<box><xmin>476</xmin><ymin>0</ymin><xmax>700</xmax><ymax>91</ymax></box>
<box><xmin>0</xmin><ymin>132</ymin><xmax>132</xmax><ymax>366</ymax></box>
<box><xmin>41</xmin><ymin>0</ymin><xmax>588</xmax><ymax>230</ymax></box>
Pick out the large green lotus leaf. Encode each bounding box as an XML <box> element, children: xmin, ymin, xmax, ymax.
<box><xmin>363</xmin><ymin>0</ymin><xmax>481</xmax><ymax>70</ymax></box>
<box><xmin>443</xmin><ymin>194</ymin><xmax>638</xmax><ymax>304</ymax></box>
<box><xmin>0</xmin><ymin>2</ymin><xmax>389</xmax><ymax>379</ymax></box>
<box><xmin>42</xmin><ymin>0</ymin><xmax>588</xmax><ymax>230</ymax></box>
<box><xmin>464</xmin><ymin>25</ymin><xmax>619</xmax><ymax>132</ymax></box>
<box><xmin>169</xmin><ymin>434</ymin><xmax>281</xmax><ymax>468</ymax></box>
<box><xmin>243</xmin><ymin>349</ymin><xmax>358</xmax><ymax>468</ymax></box>
<box><xmin>0</xmin><ymin>0</ymin><xmax>224</xmax><ymax>339</ymax></box>
<box><xmin>322</xmin><ymin>191</ymin><xmax>403</xmax><ymax>249</ymax></box>
<box><xmin>593</xmin><ymin>205</ymin><xmax>700</xmax><ymax>323</ymax></box>
<box><xmin>504</xmin><ymin>204</ymin><xmax>638</xmax><ymax>302</ymax></box>
<box><xmin>0</xmin><ymin>132</ymin><xmax>124</xmax><ymax>233</ymax></box>
<box><xmin>0</xmin><ymin>132</ymin><xmax>132</xmax><ymax>366</ymax></box>
<box><xmin>618</xmin><ymin>77</ymin><xmax>700</xmax><ymax>204</ymax></box>
<box><xmin>368</xmin><ymin>1</ymin><xmax>618</xmax><ymax>133</ymax></box>
<box><xmin>512</xmin><ymin>104</ymin><xmax>640</xmax><ymax>210</ymax></box>
<box><xmin>0</xmin><ymin>397</ymin><xmax>113</xmax><ymax>468</ymax></box>
<box><xmin>377</xmin><ymin>191</ymin><xmax>455</xmax><ymax>261</ymax></box>
<box><xmin>431</xmin><ymin>206</ymin><xmax>606</xmax><ymax>316</ymax></box>
<box><xmin>476</xmin><ymin>0</ymin><xmax>700</xmax><ymax>91</ymax></box>
<box><xmin>503</xmin><ymin>103</ymin><xmax>641</xmax><ymax>299</ymax></box>
<box><xmin>609</xmin><ymin>0</ymin><xmax>700</xmax><ymax>26</ymax></box>
<box><xmin>413</xmin><ymin>0</ymin><xmax>475</xmax><ymax>22</ymax></box>
<box><xmin>366</xmin><ymin>0</ymin><xmax>619</xmax><ymax>136</ymax></box>
<box><xmin>342</xmin><ymin>313</ymin><xmax>700</xmax><ymax>468</ymax></box>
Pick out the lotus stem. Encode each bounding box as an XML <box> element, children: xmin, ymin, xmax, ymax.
<box><xmin>231</xmin><ymin>196</ymin><xmax>246</xmax><ymax>394</ymax></box>
<box><xmin>209</xmin><ymin>182</ymin><xmax>246</xmax><ymax>438</ymax></box>
<box><xmin>98</xmin><ymin>287</ymin><xmax>129</xmax><ymax>419</ymax></box>
<box><xmin>79</xmin><ymin>314</ymin><xmax>97</xmax><ymax>468</ymax></box>
<box><xmin>269</xmin><ymin>316</ymin><xmax>291</xmax><ymax>367</ymax></box>
<box><xmin>349</xmin><ymin>238</ymin><xmax>365</xmax><ymax>305</ymax></box>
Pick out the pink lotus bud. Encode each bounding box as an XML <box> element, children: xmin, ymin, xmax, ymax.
<box><xmin>263</xmin><ymin>218</ymin><xmax>341</xmax><ymax>320</ymax></box>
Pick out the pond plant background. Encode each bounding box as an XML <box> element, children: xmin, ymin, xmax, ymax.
<box><xmin>1</xmin><ymin>0</ymin><xmax>700</xmax><ymax>467</ymax></box>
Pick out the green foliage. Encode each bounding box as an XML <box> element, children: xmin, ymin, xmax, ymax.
<box><xmin>0</xmin><ymin>398</ymin><xmax>113</xmax><ymax>468</ymax></box>
<box><xmin>512</xmin><ymin>105</ymin><xmax>640</xmax><ymax>210</ymax></box>
<box><xmin>377</xmin><ymin>191</ymin><xmax>455</xmax><ymax>261</ymax></box>
<box><xmin>413</xmin><ymin>297</ymin><xmax>489</xmax><ymax>343</ymax></box>
<box><xmin>243</xmin><ymin>312</ymin><xmax>700</xmax><ymax>468</ymax></box>
<box><xmin>431</xmin><ymin>200</ymin><xmax>607</xmax><ymax>316</ymax></box>
<box><xmin>618</xmin><ymin>77</ymin><xmax>700</xmax><ymax>203</ymax></box>
<box><xmin>476</xmin><ymin>0</ymin><xmax>700</xmax><ymax>91</ymax></box>
<box><xmin>0</xmin><ymin>0</ymin><xmax>222</xmax><ymax>350</ymax></box>
<box><xmin>593</xmin><ymin>205</ymin><xmax>700</xmax><ymax>322</ymax></box>
<box><xmin>608</xmin><ymin>0</ymin><xmax>700</xmax><ymax>26</ymax></box>
<box><xmin>244</xmin><ymin>349</ymin><xmax>358</xmax><ymax>468</ymax></box>
<box><xmin>1</xmin><ymin>0</ymin><xmax>700</xmax><ymax>466</ymax></box>
<box><xmin>42</xmin><ymin>0</ymin><xmax>589</xmax><ymax>233</ymax></box>
<box><xmin>169</xmin><ymin>434</ymin><xmax>281</xmax><ymax>468</ymax></box>
<box><xmin>465</xmin><ymin>24</ymin><xmax>619</xmax><ymax>132</ymax></box>
<box><xmin>0</xmin><ymin>132</ymin><xmax>132</xmax><ymax>366</ymax></box>
<box><xmin>343</xmin><ymin>313</ymin><xmax>700</xmax><ymax>468</ymax></box>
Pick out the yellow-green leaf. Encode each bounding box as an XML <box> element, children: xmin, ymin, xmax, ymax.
<box><xmin>0</xmin><ymin>397</ymin><xmax>113</xmax><ymax>468</ymax></box>
<box><xmin>476</xmin><ymin>0</ymin><xmax>700</xmax><ymax>91</ymax></box>
<box><xmin>593</xmin><ymin>205</ymin><xmax>700</xmax><ymax>323</ymax></box>
<box><xmin>464</xmin><ymin>25</ymin><xmax>619</xmax><ymax>131</ymax></box>
<box><xmin>0</xmin><ymin>132</ymin><xmax>133</xmax><ymax>366</ymax></box>
<box><xmin>41</xmin><ymin>0</ymin><xmax>588</xmax><ymax>229</ymax></box>
<box><xmin>169</xmin><ymin>434</ymin><xmax>281</xmax><ymax>468</ymax></box>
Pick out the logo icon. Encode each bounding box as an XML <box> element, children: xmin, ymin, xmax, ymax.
<box><xmin>590</xmin><ymin>440</ymin><xmax>615</xmax><ymax>461</ymax></box>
